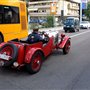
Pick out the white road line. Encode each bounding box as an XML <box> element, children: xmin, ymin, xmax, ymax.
<box><xmin>70</xmin><ymin>30</ymin><xmax>90</xmax><ymax>38</ymax></box>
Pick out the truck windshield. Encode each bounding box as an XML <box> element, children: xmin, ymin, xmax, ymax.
<box><xmin>64</xmin><ymin>19</ymin><xmax>74</xmax><ymax>24</ymax></box>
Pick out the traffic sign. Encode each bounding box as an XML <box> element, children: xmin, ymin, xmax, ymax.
<box><xmin>50</xmin><ymin>2</ymin><xmax>57</xmax><ymax>15</ymax></box>
<box><xmin>81</xmin><ymin>0</ymin><xmax>87</xmax><ymax>3</ymax></box>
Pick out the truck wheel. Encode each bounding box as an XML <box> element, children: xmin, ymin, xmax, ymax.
<box><xmin>0</xmin><ymin>35</ymin><xmax>3</xmax><ymax>43</ymax></box>
<box><xmin>26</xmin><ymin>51</ymin><xmax>43</xmax><ymax>74</ymax></box>
<box><xmin>72</xmin><ymin>27</ymin><xmax>75</xmax><ymax>32</ymax></box>
<box><xmin>65</xmin><ymin>30</ymin><xmax>67</xmax><ymax>33</ymax></box>
<box><xmin>0</xmin><ymin>43</ymin><xmax>18</xmax><ymax>66</ymax></box>
<box><xmin>63</xmin><ymin>39</ymin><xmax>71</xmax><ymax>54</ymax></box>
<box><xmin>77</xmin><ymin>29</ymin><xmax>79</xmax><ymax>32</ymax></box>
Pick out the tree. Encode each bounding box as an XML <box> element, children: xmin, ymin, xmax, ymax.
<box><xmin>46</xmin><ymin>15</ymin><xmax>54</xmax><ymax>27</ymax></box>
<box><xmin>84</xmin><ymin>2</ymin><xmax>90</xmax><ymax>21</ymax></box>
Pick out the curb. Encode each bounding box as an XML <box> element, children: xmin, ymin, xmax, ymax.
<box><xmin>28</xmin><ymin>26</ymin><xmax>63</xmax><ymax>34</ymax></box>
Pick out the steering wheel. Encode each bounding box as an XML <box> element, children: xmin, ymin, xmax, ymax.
<box><xmin>39</xmin><ymin>31</ymin><xmax>49</xmax><ymax>43</ymax></box>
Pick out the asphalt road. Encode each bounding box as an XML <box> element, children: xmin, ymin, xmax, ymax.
<box><xmin>0</xmin><ymin>29</ymin><xmax>90</xmax><ymax>90</ymax></box>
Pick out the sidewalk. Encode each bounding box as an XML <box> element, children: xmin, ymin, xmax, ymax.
<box><xmin>28</xmin><ymin>26</ymin><xmax>63</xmax><ymax>34</ymax></box>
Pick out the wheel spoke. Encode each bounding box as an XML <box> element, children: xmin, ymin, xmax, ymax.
<box><xmin>1</xmin><ymin>46</ymin><xmax>14</xmax><ymax>56</ymax></box>
<box><xmin>32</xmin><ymin>54</ymin><xmax>41</xmax><ymax>71</ymax></box>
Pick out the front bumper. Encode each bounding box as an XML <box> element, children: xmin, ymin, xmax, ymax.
<box><xmin>80</xmin><ymin>25</ymin><xmax>88</xmax><ymax>29</ymax></box>
<box><xmin>64</xmin><ymin>27</ymin><xmax>74</xmax><ymax>31</ymax></box>
<box><xmin>80</xmin><ymin>26</ymin><xmax>88</xmax><ymax>29</ymax></box>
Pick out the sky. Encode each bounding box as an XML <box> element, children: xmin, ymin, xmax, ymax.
<box><xmin>72</xmin><ymin>0</ymin><xmax>88</xmax><ymax>3</ymax></box>
<box><xmin>71</xmin><ymin>0</ymin><xmax>81</xmax><ymax>3</ymax></box>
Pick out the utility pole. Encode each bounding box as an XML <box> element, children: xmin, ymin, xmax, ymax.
<box><xmin>51</xmin><ymin>0</ymin><xmax>57</xmax><ymax>27</ymax></box>
<box><xmin>80</xmin><ymin>0</ymin><xmax>88</xmax><ymax>22</ymax></box>
<box><xmin>80</xmin><ymin>0</ymin><xmax>82</xmax><ymax>23</ymax></box>
<box><xmin>61</xmin><ymin>0</ymin><xmax>64</xmax><ymax>24</ymax></box>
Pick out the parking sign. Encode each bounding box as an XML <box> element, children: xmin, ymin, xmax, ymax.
<box><xmin>81</xmin><ymin>0</ymin><xmax>87</xmax><ymax>9</ymax></box>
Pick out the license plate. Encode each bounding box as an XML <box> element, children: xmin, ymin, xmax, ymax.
<box><xmin>0</xmin><ymin>54</ymin><xmax>10</xmax><ymax>60</ymax></box>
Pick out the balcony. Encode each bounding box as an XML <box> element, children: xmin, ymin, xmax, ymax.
<box><xmin>68</xmin><ymin>4</ymin><xmax>79</xmax><ymax>10</ymax></box>
<box><xmin>28</xmin><ymin>5</ymin><xmax>50</xmax><ymax>10</ymax></box>
<box><xmin>29</xmin><ymin>12</ymin><xmax>50</xmax><ymax>16</ymax></box>
<box><xmin>28</xmin><ymin>0</ymin><xmax>58</xmax><ymax>4</ymax></box>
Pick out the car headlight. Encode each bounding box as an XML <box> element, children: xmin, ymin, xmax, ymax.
<box><xmin>71</xmin><ymin>25</ymin><xmax>74</xmax><ymax>27</ymax></box>
<box><xmin>64</xmin><ymin>25</ymin><xmax>66</xmax><ymax>27</ymax></box>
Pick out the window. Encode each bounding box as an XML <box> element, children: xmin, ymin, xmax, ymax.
<box><xmin>42</xmin><ymin>9</ymin><xmax>46</xmax><ymax>12</ymax></box>
<box><xmin>4</xmin><ymin>6</ymin><xmax>20</xmax><ymax>24</ymax></box>
<box><xmin>0</xmin><ymin>14</ymin><xmax>3</xmax><ymax>24</ymax></box>
<box><xmin>34</xmin><ymin>10</ymin><xmax>38</xmax><ymax>12</ymax></box>
<box><xmin>0</xmin><ymin>5</ymin><xmax>20</xmax><ymax>24</ymax></box>
<box><xmin>0</xmin><ymin>6</ymin><xmax>4</xmax><ymax>24</ymax></box>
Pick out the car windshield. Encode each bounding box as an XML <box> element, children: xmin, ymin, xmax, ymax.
<box><xmin>64</xmin><ymin>19</ymin><xmax>74</xmax><ymax>24</ymax></box>
<box><xmin>81</xmin><ymin>21</ymin><xmax>89</xmax><ymax>24</ymax></box>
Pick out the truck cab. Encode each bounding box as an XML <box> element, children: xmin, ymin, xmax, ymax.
<box><xmin>63</xmin><ymin>17</ymin><xmax>80</xmax><ymax>32</ymax></box>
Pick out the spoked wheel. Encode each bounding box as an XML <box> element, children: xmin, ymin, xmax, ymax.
<box><xmin>26</xmin><ymin>51</ymin><xmax>43</xmax><ymax>74</ymax></box>
<box><xmin>63</xmin><ymin>39</ymin><xmax>71</xmax><ymax>54</ymax></box>
<box><xmin>0</xmin><ymin>44</ymin><xmax>18</xmax><ymax>66</ymax></box>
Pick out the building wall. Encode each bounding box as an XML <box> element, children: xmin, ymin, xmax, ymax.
<box><xmin>25</xmin><ymin>0</ymin><xmax>80</xmax><ymax>26</ymax></box>
<box><xmin>28</xmin><ymin>0</ymin><xmax>79</xmax><ymax>17</ymax></box>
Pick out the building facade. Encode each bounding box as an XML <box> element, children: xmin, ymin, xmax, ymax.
<box><xmin>27</xmin><ymin>0</ymin><xmax>79</xmax><ymax>26</ymax></box>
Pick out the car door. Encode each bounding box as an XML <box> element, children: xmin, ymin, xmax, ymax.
<box><xmin>42</xmin><ymin>37</ymin><xmax>54</xmax><ymax>57</ymax></box>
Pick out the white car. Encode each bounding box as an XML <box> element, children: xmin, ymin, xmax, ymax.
<box><xmin>80</xmin><ymin>21</ymin><xmax>90</xmax><ymax>29</ymax></box>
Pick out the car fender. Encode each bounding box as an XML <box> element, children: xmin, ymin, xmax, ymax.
<box><xmin>59</xmin><ymin>36</ymin><xmax>70</xmax><ymax>49</ymax></box>
<box><xmin>25</xmin><ymin>48</ymin><xmax>44</xmax><ymax>63</ymax></box>
<box><xmin>0</xmin><ymin>42</ymin><xmax>6</xmax><ymax>48</ymax></box>
<box><xmin>16</xmin><ymin>44</ymin><xmax>25</xmax><ymax>64</ymax></box>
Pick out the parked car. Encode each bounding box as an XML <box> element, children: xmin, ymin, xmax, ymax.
<box><xmin>80</xmin><ymin>21</ymin><xmax>90</xmax><ymax>29</ymax></box>
<box><xmin>63</xmin><ymin>17</ymin><xmax>80</xmax><ymax>32</ymax></box>
<box><xmin>0</xmin><ymin>31</ymin><xmax>71</xmax><ymax>74</ymax></box>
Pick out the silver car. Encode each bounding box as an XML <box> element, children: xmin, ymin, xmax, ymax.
<box><xmin>80</xmin><ymin>21</ymin><xmax>90</xmax><ymax>29</ymax></box>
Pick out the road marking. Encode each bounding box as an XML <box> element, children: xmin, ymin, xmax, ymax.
<box><xmin>70</xmin><ymin>30</ymin><xmax>90</xmax><ymax>38</ymax></box>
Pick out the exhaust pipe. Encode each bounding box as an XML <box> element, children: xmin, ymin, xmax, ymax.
<box><xmin>0</xmin><ymin>61</ymin><xmax>4</xmax><ymax>66</ymax></box>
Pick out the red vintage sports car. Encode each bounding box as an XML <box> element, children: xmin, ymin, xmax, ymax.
<box><xmin>0</xmin><ymin>31</ymin><xmax>71</xmax><ymax>74</ymax></box>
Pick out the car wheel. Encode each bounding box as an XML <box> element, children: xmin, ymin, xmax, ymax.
<box><xmin>87</xmin><ymin>27</ymin><xmax>90</xmax><ymax>29</ymax></box>
<box><xmin>63</xmin><ymin>39</ymin><xmax>71</xmax><ymax>54</ymax></box>
<box><xmin>0</xmin><ymin>43</ymin><xmax>18</xmax><ymax>66</ymax></box>
<box><xmin>26</xmin><ymin>51</ymin><xmax>43</xmax><ymax>74</ymax></box>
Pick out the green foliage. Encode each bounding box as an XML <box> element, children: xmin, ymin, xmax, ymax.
<box><xmin>84</xmin><ymin>2</ymin><xmax>90</xmax><ymax>20</ymax></box>
<box><xmin>46</xmin><ymin>15</ymin><xmax>54</xmax><ymax>28</ymax></box>
<box><xmin>29</xmin><ymin>23</ymin><xmax>39</xmax><ymax>30</ymax></box>
<box><xmin>29</xmin><ymin>15</ymin><xmax>54</xmax><ymax>29</ymax></box>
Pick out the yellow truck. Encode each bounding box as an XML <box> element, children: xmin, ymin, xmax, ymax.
<box><xmin>0</xmin><ymin>0</ymin><xmax>28</xmax><ymax>43</ymax></box>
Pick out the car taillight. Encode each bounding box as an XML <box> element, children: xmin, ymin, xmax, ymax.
<box><xmin>13</xmin><ymin>62</ymin><xmax>19</xmax><ymax>67</ymax></box>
